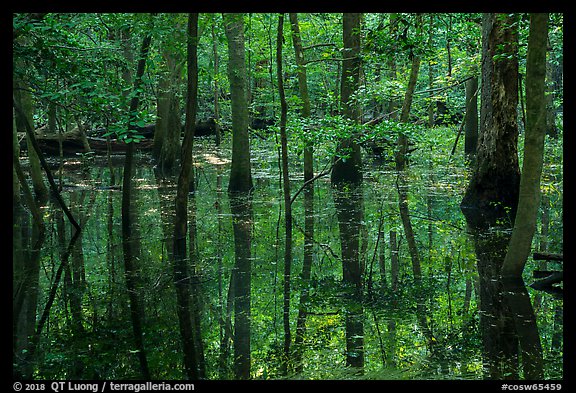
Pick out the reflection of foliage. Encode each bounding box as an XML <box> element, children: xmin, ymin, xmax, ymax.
<box><xmin>15</xmin><ymin>12</ymin><xmax>562</xmax><ymax>380</ymax></box>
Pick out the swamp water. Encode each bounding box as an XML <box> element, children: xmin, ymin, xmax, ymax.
<box><xmin>13</xmin><ymin>136</ymin><xmax>563</xmax><ymax>380</ymax></box>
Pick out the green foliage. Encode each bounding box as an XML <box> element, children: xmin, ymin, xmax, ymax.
<box><xmin>13</xmin><ymin>12</ymin><xmax>563</xmax><ymax>381</ymax></box>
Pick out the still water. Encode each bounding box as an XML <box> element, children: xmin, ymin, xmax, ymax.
<box><xmin>13</xmin><ymin>137</ymin><xmax>563</xmax><ymax>380</ymax></box>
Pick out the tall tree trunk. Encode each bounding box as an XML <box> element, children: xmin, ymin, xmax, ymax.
<box><xmin>387</xmin><ymin>14</ymin><xmax>399</xmax><ymax>120</ymax></box>
<box><xmin>276</xmin><ymin>13</ymin><xmax>293</xmax><ymax>376</ymax></box>
<box><xmin>289</xmin><ymin>12</ymin><xmax>315</xmax><ymax>374</ymax></box>
<box><xmin>154</xmin><ymin>16</ymin><xmax>185</xmax><ymax>173</ymax></box>
<box><xmin>394</xmin><ymin>14</ymin><xmax>423</xmax><ymax>281</ymax></box>
<box><xmin>331</xmin><ymin>13</ymin><xmax>363</xmax><ymax>186</ymax></box>
<box><xmin>330</xmin><ymin>13</ymin><xmax>365</xmax><ymax>372</ymax></box>
<box><xmin>172</xmin><ymin>13</ymin><xmax>201</xmax><ymax>380</ymax></box>
<box><xmin>212</xmin><ymin>18</ymin><xmax>222</xmax><ymax>146</ymax></box>
<box><xmin>460</xmin><ymin>12</ymin><xmax>523</xmax><ymax>380</ymax></box>
<box><xmin>223</xmin><ymin>14</ymin><xmax>253</xmax><ymax>379</ymax></box>
<box><xmin>461</xmin><ymin>13</ymin><xmax>520</xmax><ymax>230</ymax></box>
<box><xmin>121</xmin><ymin>13</ymin><xmax>155</xmax><ymax>379</ymax></box>
<box><xmin>502</xmin><ymin>13</ymin><xmax>549</xmax><ymax>278</ymax></box>
<box><xmin>224</xmin><ymin>13</ymin><xmax>253</xmax><ymax>193</ymax></box>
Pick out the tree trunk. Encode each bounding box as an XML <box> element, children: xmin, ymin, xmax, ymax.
<box><xmin>461</xmin><ymin>13</ymin><xmax>521</xmax><ymax>230</ymax></box>
<box><xmin>289</xmin><ymin>12</ymin><xmax>315</xmax><ymax>374</ymax></box>
<box><xmin>331</xmin><ymin>13</ymin><xmax>362</xmax><ymax>186</ymax></box>
<box><xmin>172</xmin><ymin>13</ymin><xmax>201</xmax><ymax>380</ymax></box>
<box><xmin>224</xmin><ymin>13</ymin><xmax>253</xmax><ymax>193</ymax></box>
<box><xmin>464</xmin><ymin>76</ymin><xmax>479</xmax><ymax>159</ymax></box>
<box><xmin>330</xmin><ymin>13</ymin><xmax>365</xmax><ymax>372</ymax></box>
<box><xmin>395</xmin><ymin>54</ymin><xmax>421</xmax><ymax>171</ymax></box>
<box><xmin>460</xmin><ymin>12</ymin><xmax>523</xmax><ymax>380</ymax></box>
<box><xmin>230</xmin><ymin>193</ymin><xmax>253</xmax><ymax>379</ymax></box>
<box><xmin>502</xmin><ymin>13</ymin><xmax>549</xmax><ymax>278</ymax></box>
<box><xmin>276</xmin><ymin>13</ymin><xmax>293</xmax><ymax>376</ymax></box>
<box><xmin>502</xmin><ymin>277</ymin><xmax>544</xmax><ymax>379</ymax></box>
<box><xmin>394</xmin><ymin>14</ymin><xmax>423</xmax><ymax>282</ymax></box>
<box><xmin>14</xmin><ymin>82</ymin><xmax>49</xmax><ymax>204</ymax></box>
<box><xmin>121</xmin><ymin>13</ymin><xmax>155</xmax><ymax>379</ymax></box>
<box><xmin>212</xmin><ymin>18</ymin><xmax>222</xmax><ymax>146</ymax></box>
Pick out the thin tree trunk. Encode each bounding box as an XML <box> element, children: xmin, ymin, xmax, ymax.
<box><xmin>394</xmin><ymin>14</ymin><xmax>423</xmax><ymax>281</ymax></box>
<box><xmin>13</xmin><ymin>98</ymin><xmax>80</xmax><ymax>232</ymax></box>
<box><xmin>121</xmin><ymin>13</ymin><xmax>155</xmax><ymax>379</ymax></box>
<box><xmin>289</xmin><ymin>12</ymin><xmax>315</xmax><ymax>374</ymax></box>
<box><xmin>276</xmin><ymin>13</ymin><xmax>293</xmax><ymax>375</ymax></box>
<box><xmin>212</xmin><ymin>18</ymin><xmax>222</xmax><ymax>146</ymax></box>
<box><xmin>172</xmin><ymin>13</ymin><xmax>201</xmax><ymax>380</ymax></box>
<box><xmin>389</xmin><ymin>230</ymin><xmax>399</xmax><ymax>292</ymax></box>
<box><xmin>395</xmin><ymin>54</ymin><xmax>421</xmax><ymax>171</ymax></box>
<box><xmin>13</xmin><ymin>82</ymin><xmax>49</xmax><ymax>203</ymax></box>
<box><xmin>464</xmin><ymin>76</ymin><xmax>479</xmax><ymax>159</ymax></box>
<box><xmin>502</xmin><ymin>13</ymin><xmax>549</xmax><ymax>278</ymax></box>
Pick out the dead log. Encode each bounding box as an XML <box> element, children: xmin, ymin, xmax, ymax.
<box><xmin>532</xmin><ymin>252</ymin><xmax>563</xmax><ymax>262</ymax></box>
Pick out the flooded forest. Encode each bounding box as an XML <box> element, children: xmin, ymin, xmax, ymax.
<box><xmin>13</xmin><ymin>13</ymin><xmax>563</xmax><ymax>382</ymax></box>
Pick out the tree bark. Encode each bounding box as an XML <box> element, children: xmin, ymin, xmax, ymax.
<box><xmin>172</xmin><ymin>13</ymin><xmax>201</xmax><ymax>380</ymax></box>
<box><xmin>289</xmin><ymin>13</ymin><xmax>315</xmax><ymax>374</ymax></box>
<box><xmin>331</xmin><ymin>13</ymin><xmax>363</xmax><ymax>186</ymax></box>
<box><xmin>224</xmin><ymin>13</ymin><xmax>253</xmax><ymax>193</ymax></box>
<box><xmin>212</xmin><ymin>18</ymin><xmax>222</xmax><ymax>146</ymax></box>
<box><xmin>230</xmin><ymin>194</ymin><xmax>253</xmax><ymax>379</ymax></box>
<box><xmin>464</xmin><ymin>76</ymin><xmax>479</xmax><ymax>159</ymax></box>
<box><xmin>276</xmin><ymin>13</ymin><xmax>294</xmax><ymax>376</ymax></box>
<box><xmin>13</xmin><ymin>82</ymin><xmax>49</xmax><ymax>203</ymax></box>
<box><xmin>121</xmin><ymin>13</ymin><xmax>155</xmax><ymax>379</ymax></box>
<box><xmin>502</xmin><ymin>13</ymin><xmax>548</xmax><ymax>278</ymax></box>
<box><xmin>461</xmin><ymin>13</ymin><xmax>521</xmax><ymax>230</ymax></box>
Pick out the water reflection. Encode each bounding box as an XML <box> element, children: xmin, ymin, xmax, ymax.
<box><xmin>12</xmin><ymin>143</ymin><xmax>562</xmax><ymax>380</ymax></box>
<box><xmin>333</xmin><ymin>182</ymin><xmax>365</xmax><ymax>372</ymax></box>
<box><xmin>229</xmin><ymin>191</ymin><xmax>253</xmax><ymax>379</ymax></box>
<box><xmin>463</xmin><ymin>209</ymin><xmax>546</xmax><ymax>380</ymax></box>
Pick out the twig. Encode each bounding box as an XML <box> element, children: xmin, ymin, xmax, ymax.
<box><xmin>289</xmin><ymin>157</ymin><xmax>341</xmax><ymax>206</ymax></box>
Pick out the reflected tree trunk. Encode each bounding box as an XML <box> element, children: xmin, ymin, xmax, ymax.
<box><xmin>472</xmin><ymin>230</ymin><xmax>519</xmax><ymax>379</ymax></box>
<box><xmin>333</xmin><ymin>185</ymin><xmax>365</xmax><ymax>371</ymax></box>
<box><xmin>229</xmin><ymin>193</ymin><xmax>253</xmax><ymax>379</ymax></box>
<box><xmin>502</xmin><ymin>277</ymin><xmax>544</xmax><ymax>379</ymax></box>
<box><xmin>389</xmin><ymin>230</ymin><xmax>399</xmax><ymax>292</ymax></box>
<box><xmin>12</xmin><ymin>204</ymin><xmax>44</xmax><ymax>379</ymax></box>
